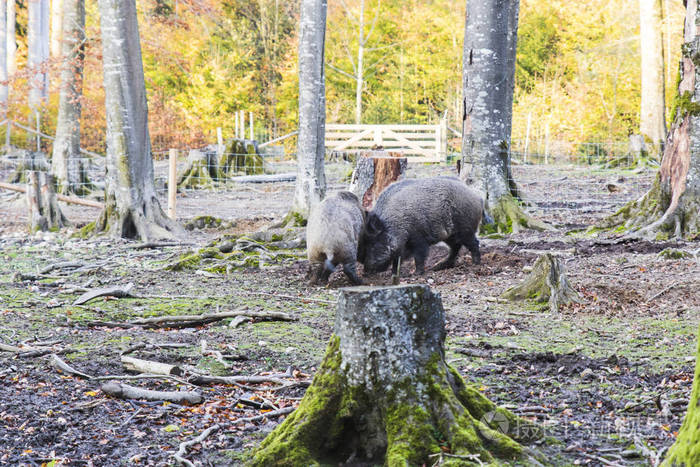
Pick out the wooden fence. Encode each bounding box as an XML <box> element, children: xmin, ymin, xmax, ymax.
<box><xmin>325</xmin><ymin>121</ymin><xmax>448</xmax><ymax>163</ymax></box>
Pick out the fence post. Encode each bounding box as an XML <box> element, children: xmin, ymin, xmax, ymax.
<box><xmin>234</xmin><ymin>112</ymin><xmax>239</xmax><ymax>139</ymax></box>
<box><xmin>524</xmin><ymin>111</ymin><xmax>532</xmax><ymax>164</ymax></box>
<box><xmin>216</xmin><ymin>127</ymin><xmax>223</xmax><ymax>156</ymax></box>
<box><xmin>249</xmin><ymin>111</ymin><xmax>254</xmax><ymax>140</ymax></box>
<box><xmin>544</xmin><ymin>120</ymin><xmax>550</xmax><ymax>165</ymax></box>
<box><xmin>35</xmin><ymin>111</ymin><xmax>40</xmax><ymax>151</ymax></box>
<box><xmin>5</xmin><ymin>119</ymin><xmax>10</xmax><ymax>148</ymax></box>
<box><xmin>168</xmin><ymin>148</ymin><xmax>177</xmax><ymax>220</ymax></box>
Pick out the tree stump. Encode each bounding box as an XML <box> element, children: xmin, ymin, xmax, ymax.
<box><xmin>348</xmin><ymin>151</ymin><xmax>407</xmax><ymax>209</ymax></box>
<box><xmin>26</xmin><ymin>171</ymin><xmax>67</xmax><ymax>232</ymax></box>
<box><xmin>251</xmin><ymin>285</ymin><xmax>540</xmax><ymax>466</ymax></box>
<box><xmin>218</xmin><ymin>138</ymin><xmax>264</xmax><ymax>178</ymax></box>
<box><xmin>177</xmin><ymin>149</ymin><xmax>216</xmax><ymax>189</ymax></box>
<box><xmin>501</xmin><ymin>253</ymin><xmax>579</xmax><ymax>312</ymax></box>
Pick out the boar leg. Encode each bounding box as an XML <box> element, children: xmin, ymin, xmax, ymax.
<box><xmin>308</xmin><ymin>262</ymin><xmax>324</xmax><ymax>285</ymax></box>
<box><xmin>411</xmin><ymin>242</ymin><xmax>429</xmax><ymax>275</ymax></box>
<box><xmin>433</xmin><ymin>239</ymin><xmax>461</xmax><ymax>271</ymax></box>
<box><xmin>342</xmin><ymin>262</ymin><xmax>363</xmax><ymax>285</ymax></box>
<box><xmin>464</xmin><ymin>233</ymin><xmax>481</xmax><ymax>265</ymax></box>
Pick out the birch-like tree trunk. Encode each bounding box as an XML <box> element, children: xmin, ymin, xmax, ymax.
<box><xmin>51</xmin><ymin>0</ymin><xmax>86</xmax><ymax>195</ymax></box>
<box><xmin>639</xmin><ymin>0</ymin><xmax>667</xmax><ymax>150</ymax></box>
<box><xmin>7</xmin><ymin>0</ymin><xmax>15</xmax><ymax>76</ymax></box>
<box><xmin>459</xmin><ymin>0</ymin><xmax>546</xmax><ymax>233</ymax></box>
<box><xmin>0</xmin><ymin>0</ymin><xmax>7</xmax><ymax>109</ymax></box>
<box><xmin>601</xmin><ymin>0</ymin><xmax>700</xmax><ymax>240</ymax></box>
<box><xmin>288</xmin><ymin>0</ymin><xmax>327</xmax><ymax>224</ymax></box>
<box><xmin>28</xmin><ymin>0</ymin><xmax>50</xmax><ymax>109</ymax></box>
<box><xmin>50</xmin><ymin>0</ymin><xmax>63</xmax><ymax>58</ymax></box>
<box><xmin>91</xmin><ymin>0</ymin><xmax>182</xmax><ymax>241</ymax></box>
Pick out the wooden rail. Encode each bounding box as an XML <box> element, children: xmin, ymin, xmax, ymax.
<box><xmin>325</xmin><ymin>122</ymin><xmax>447</xmax><ymax>162</ymax></box>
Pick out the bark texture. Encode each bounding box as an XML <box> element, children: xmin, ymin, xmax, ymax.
<box><xmin>348</xmin><ymin>151</ymin><xmax>406</xmax><ymax>209</ymax></box>
<box><xmin>27</xmin><ymin>0</ymin><xmax>49</xmax><ymax>108</ymax></box>
<box><xmin>6</xmin><ymin>0</ymin><xmax>14</xmax><ymax>76</ymax></box>
<box><xmin>459</xmin><ymin>0</ymin><xmax>544</xmax><ymax>234</ymax></box>
<box><xmin>93</xmin><ymin>0</ymin><xmax>182</xmax><ymax>241</ymax></box>
<box><xmin>51</xmin><ymin>0</ymin><xmax>88</xmax><ymax>195</ymax></box>
<box><xmin>26</xmin><ymin>171</ymin><xmax>67</xmax><ymax>232</ymax></box>
<box><xmin>288</xmin><ymin>0</ymin><xmax>327</xmax><ymax>224</ymax></box>
<box><xmin>600</xmin><ymin>0</ymin><xmax>700</xmax><ymax>240</ymax></box>
<box><xmin>0</xmin><ymin>0</ymin><xmax>7</xmax><ymax>108</ymax></box>
<box><xmin>663</xmin><ymin>325</ymin><xmax>700</xmax><ymax>466</ymax></box>
<box><xmin>251</xmin><ymin>285</ymin><xmax>540</xmax><ymax>466</ymax></box>
<box><xmin>50</xmin><ymin>0</ymin><xmax>64</xmax><ymax>58</ymax></box>
<box><xmin>501</xmin><ymin>253</ymin><xmax>579</xmax><ymax>313</ymax></box>
<box><xmin>640</xmin><ymin>0</ymin><xmax>667</xmax><ymax>149</ymax></box>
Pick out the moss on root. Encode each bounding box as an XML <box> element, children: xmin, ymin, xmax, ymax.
<box><xmin>482</xmin><ymin>194</ymin><xmax>550</xmax><ymax>235</ymax></box>
<box><xmin>250</xmin><ymin>339</ymin><xmax>541</xmax><ymax>466</ymax></box>
<box><xmin>662</xmin><ymin>325</ymin><xmax>700</xmax><ymax>466</ymax></box>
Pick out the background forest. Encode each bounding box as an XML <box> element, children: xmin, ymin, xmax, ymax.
<box><xmin>4</xmin><ymin>0</ymin><xmax>687</xmax><ymax>154</ymax></box>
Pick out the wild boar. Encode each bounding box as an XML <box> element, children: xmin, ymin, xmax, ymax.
<box><xmin>358</xmin><ymin>177</ymin><xmax>483</xmax><ymax>277</ymax></box>
<box><xmin>306</xmin><ymin>191</ymin><xmax>365</xmax><ymax>285</ymax></box>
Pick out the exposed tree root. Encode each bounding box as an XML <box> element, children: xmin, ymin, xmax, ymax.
<box><xmin>501</xmin><ymin>253</ymin><xmax>580</xmax><ymax>312</ymax></box>
<box><xmin>485</xmin><ymin>194</ymin><xmax>551</xmax><ymax>235</ymax></box>
<box><xmin>598</xmin><ymin>173</ymin><xmax>700</xmax><ymax>241</ymax></box>
<box><xmin>91</xmin><ymin>193</ymin><xmax>184</xmax><ymax>242</ymax></box>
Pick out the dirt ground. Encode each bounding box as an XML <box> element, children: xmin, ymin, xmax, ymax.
<box><xmin>1</xmin><ymin>162</ymin><xmax>699</xmax><ymax>466</ymax></box>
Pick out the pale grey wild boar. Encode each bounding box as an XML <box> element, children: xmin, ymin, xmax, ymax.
<box><xmin>358</xmin><ymin>177</ymin><xmax>483</xmax><ymax>277</ymax></box>
<box><xmin>306</xmin><ymin>191</ymin><xmax>365</xmax><ymax>285</ymax></box>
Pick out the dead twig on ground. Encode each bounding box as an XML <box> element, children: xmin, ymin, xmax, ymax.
<box><xmin>127</xmin><ymin>241</ymin><xmax>194</xmax><ymax>250</ymax></box>
<box><xmin>73</xmin><ymin>283</ymin><xmax>135</xmax><ymax>305</ymax></box>
<box><xmin>50</xmin><ymin>354</ymin><xmax>93</xmax><ymax>379</ymax></box>
<box><xmin>39</xmin><ymin>261</ymin><xmax>84</xmax><ymax>274</ymax></box>
<box><xmin>172</xmin><ymin>424</ymin><xmax>220</xmax><ymax>467</ymax></box>
<box><xmin>646</xmin><ymin>281</ymin><xmax>681</xmax><ymax>302</ymax></box>
<box><xmin>127</xmin><ymin>310</ymin><xmax>295</xmax><ymax>329</ymax></box>
<box><xmin>229</xmin><ymin>406</ymin><xmax>295</xmax><ymax>426</ymax></box>
<box><xmin>121</xmin><ymin>355</ymin><xmax>183</xmax><ymax>376</ymax></box>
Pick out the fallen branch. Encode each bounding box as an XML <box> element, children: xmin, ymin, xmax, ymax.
<box><xmin>73</xmin><ymin>283</ymin><xmax>135</xmax><ymax>305</ymax></box>
<box><xmin>121</xmin><ymin>342</ymin><xmax>190</xmax><ymax>355</ymax></box>
<box><xmin>172</xmin><ymin>424</ymin><xmax>220</xmax><ymax>467</ymax></box>
<box><xmin>121</xmin><ymin>356</ymin><xmax>183</xmax><ymax>376</ymax></box>
<box><xmin>100</xmin><ymin>381</ymin><xmax>203</xmax><ymax>405</ymax></box>
<box><xmin>40</xmin><ymin>261</ymin><xmax>84</xmax><ymax>274</ymax></box>
<box><xmin>127</xmin><ymin>310</ymin><xmax>295</xmax><ymax>329</ymax></box>
<box><xmin>127</xmin><ymin>241</ymin><xmax>193</xmax><ymax>250</ymax></box>
<box><xmin>646</xmin><ymin>281</ymin><xmax>680</xmax><ymax>302</ymax></box>
<box><xmin>0</xmin><ymin>181</ymin><xmax>104</xmax><ymax>208</ymax></box>
<box><xmin>189</xmin><ymin>374</ymin><xmax>286</xmax><ymax>387</ymax></box>
<box><xmin>231</xmin><ymin>406</ymin><xmax>295</xmax><ymax>425</ymax></box>
<box><xmin>50</xmin><ymin>354</ymin><xmax>93</xmax><ymax>379</ymax></box>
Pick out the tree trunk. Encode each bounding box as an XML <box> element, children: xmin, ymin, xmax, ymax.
<box><xmin>27</xmin><ymin>0</ymin><xmax>50</xmax><ymax>109</ymax></box>
<box><xmin>459</xmin><ymin>0</ymin><xmax>547</xmax><ymax>234</ymax></box>
<box><xmin>252</xmin><ymin>285</ymin><xmax>540</xmax><ymax>466</ymax></box>
<box><xmin>50</xmin><ymin>0</ymin><xmax>63</xmax><ymax>58</ymax></box>
<box><xmin>600</xmin><ymin>0</ymin><xmax>700</xmax><ymax>240</ymax></box>
<box><xmin>51</xmin><ymin>0</ymin><xmax>88</xmax><ymax>195</ymax></box>
<box><xmin>91</xmin><ymin>0</ymin><xmax>183</xmax><ymax>241</ymax></box>
<box><xmin>0</xmin><ymin>0</ymin><xmax>6</xmax><ymax>109</ymax></box>
<box><xmin>287</xmin><ymin>0</ymin><xmax>327</xmax><ymax>225</ymax></box>
<box><xmin>663</xmin><ymin>326</ymin><xmax>700</xmax><ymax>465</ymax></box>
<box><xmin>26</xmin><ymin>171</ymin><xmax>67</xmax><ymax>232</ymax></box>
<box><xmin>639</xmin><ymin>0</ymin><xmax>667</xmax><ymax>151</ymax></box>
<box><xmin>348</xmin><ymin>151</ymin><xmax>406</xmax><ymax>209</ymax></box>
<box><xmin>6</xmin><ymin>0</ymin><xmax>14</xmax><ymax>77</ymax></box>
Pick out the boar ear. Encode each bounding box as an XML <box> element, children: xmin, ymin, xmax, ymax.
<box><xmin>365</xmin><ymin>213</ymin><xmax>384</xmax><ymax>235</ymax></box>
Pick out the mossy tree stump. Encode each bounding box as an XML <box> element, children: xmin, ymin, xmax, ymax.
<box><xmin>218</xmin><ymin>138</ymin><xmax>264</xmax><ymax>178</ymax></box>
<box><xmin>178</xmin><ymin>149</ymin><xmax>216</xmax><ymax>189</ymax></box>
<box><xmin>501</xmin><ymin>253</ymin><xmax>579</xmax><ymax>312</ymax></box>
<box><xmin>348</xmin><ymin>151</ymin><xmax>407</xmax><ymax>209</ymax></box>
<box><xmin>26</xmin><ymin>171</ymin><xmax>68</xmax><ymax>232</ymax></box>
<box><xmin>663</xmin><ymin>325</ymin><xmax>700</xmax><ymax>466</ymax></box>
<box><xmin>251</xmin><ymin>285</ymin><xmax>541</xmax><ymax>466</ymax></box>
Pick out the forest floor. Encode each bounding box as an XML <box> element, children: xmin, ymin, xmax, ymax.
<box><xmin>0</xmin><ymin>162</ymin><xmax>699</xmax><ymax>466</ymax></box>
